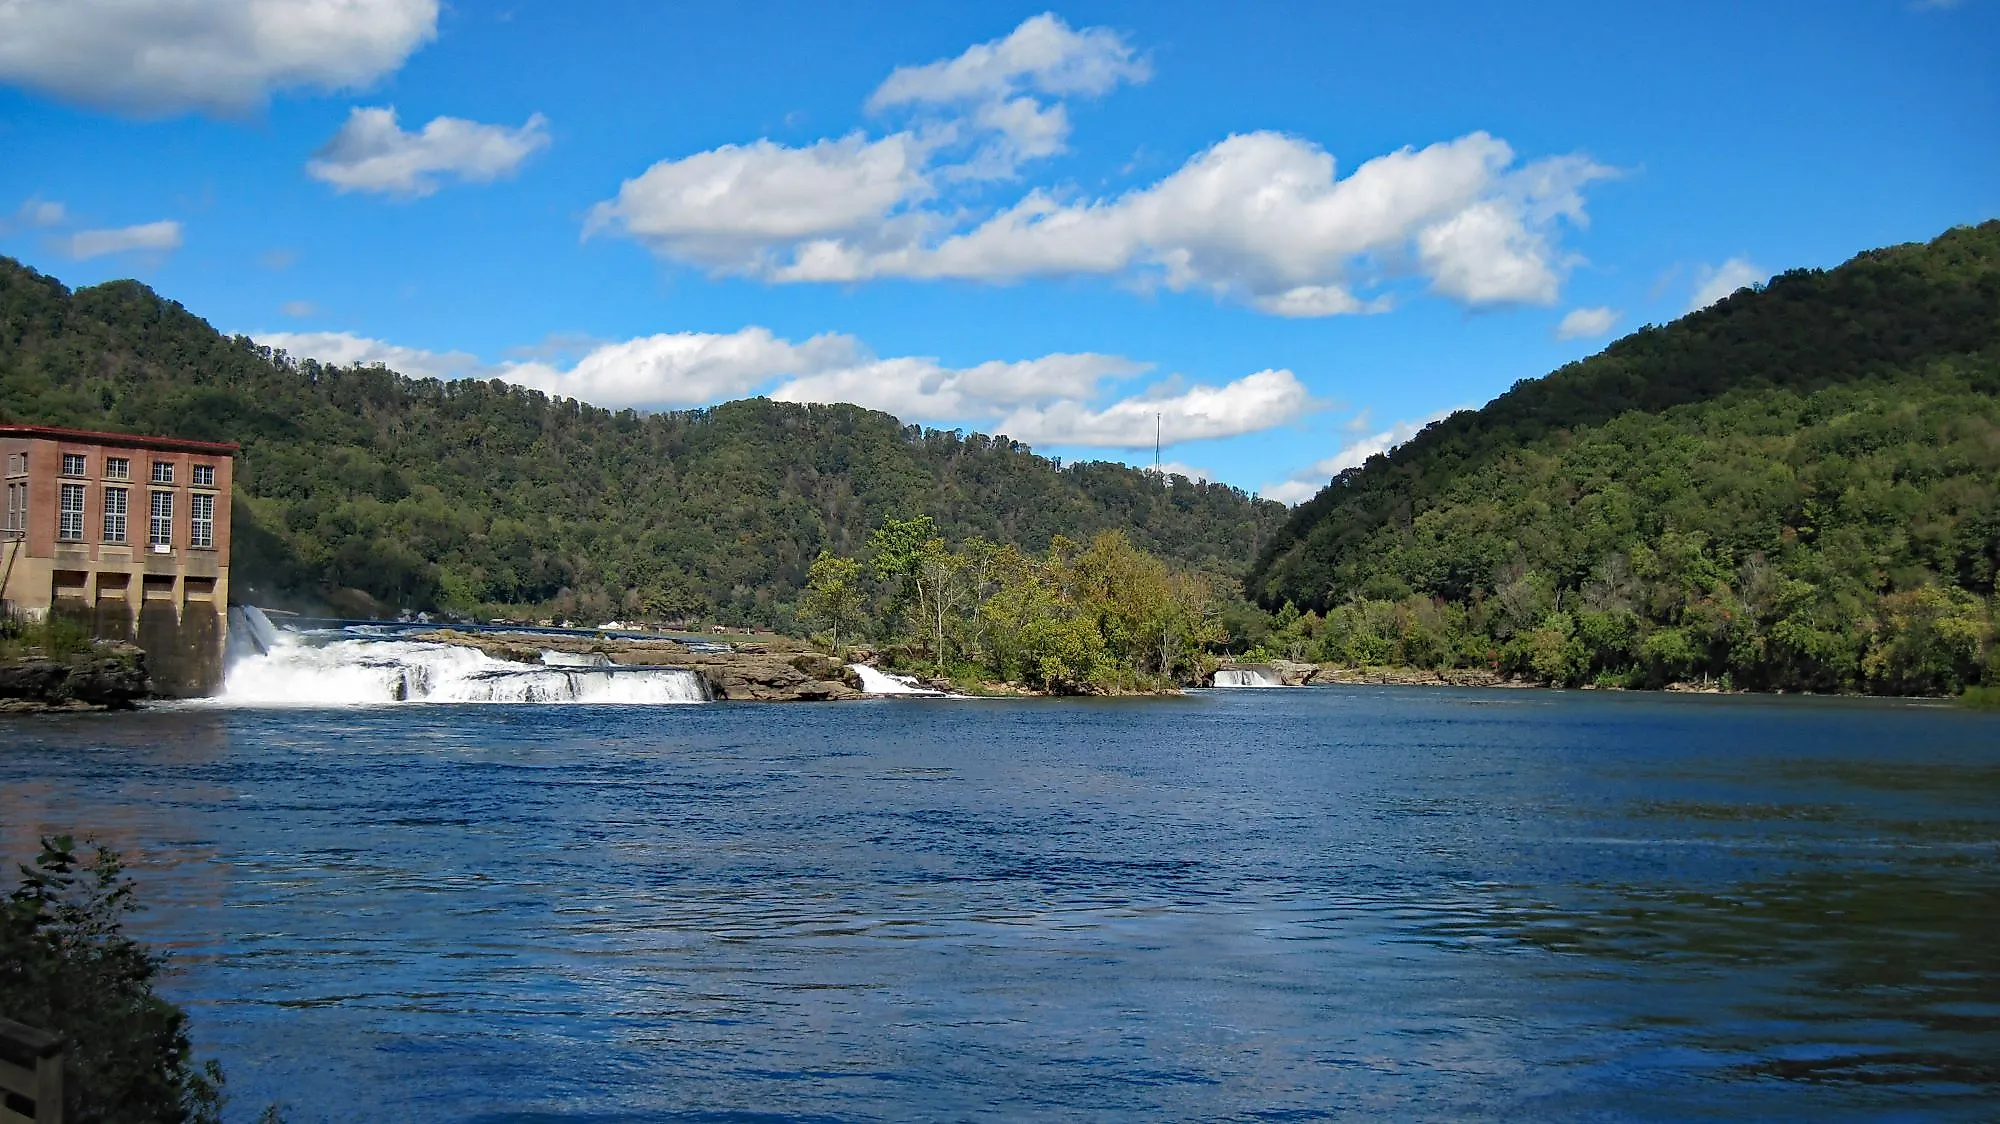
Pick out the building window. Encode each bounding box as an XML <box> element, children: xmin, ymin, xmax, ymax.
<box><xmin>3</xmin><ymin>482</ymin><xmax>24</xmax><ymax>533</ymax></box>
<box><xmin>4</xmin><ymin>453</ymin><xmax>22</xmax><ymax>477</ymax></box>
<box><xmin>152</xmin><ymin>461</ymin><xmax>175</xmax><ymax>484</ymax></box>
<box><xmin>190</xmin><ymin>492</ymin><xmax>214</xmax><ymax>548</ymax></box>
<box><xmin>103</xmin><ymin>487</ymin><xmax>128</xmax><ymax>543</ymax></box>
<box><xmin>106</xmin><ymin>457</ymin><xmax>131</xmax><ymax>480</ymax></box>
<box><xmin>59</xmin><ymin>482</ymin><xmax>85</xmax><ymax>541</ymax></box>
<box><xmin>149</xmin><ymin>490</ymin><xmax>173</xmax><ymax>548</ymax></box>
<box><xmin>62</xmin><ymin>453</ymin><xmax>86</xmax><ymax>476</ymax></box>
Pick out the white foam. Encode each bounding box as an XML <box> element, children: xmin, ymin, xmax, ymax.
<box><xmin>848</xmin><ymin>664</ymin><xmax>947</xmax><ymax>696</ymax></box>
<box><xmin>1213</xmin><ymin>668</ymin><xmax>1282</xmax><ymax>688</ymax></box>
<box><xmin>213</xmin><ymin>635</ymin><xmax>707</xmax><ymax>706</ymax></box>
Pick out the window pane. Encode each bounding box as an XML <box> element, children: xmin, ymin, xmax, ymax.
<box><xmin>191</xmin><ymin>492</ymin><xmax>214</xmax><ymax>548</ymax></box>
<box><xmin>106</xmin><ymin>457</ymin><xmax>130</xmax><ymax>480</ymax></box>
<box><xmin>104</xmin><ymin>487</ymin><xmax>128</xmax><ymax>542</ymax></box>
<box><xmin>58</xmin><ymin>482</ymin><xmax>85</xmax><ymax>540</ymax></box>
<box><xmin>150</xmin><ymin>490</ymin><xmax>174</xmax><ymax>546</ymax></box>
<box><xmin>62</xmin><ymin>453</ymin><xmax>86</xmax><ymax>476</ymax></box>
<box><xmin>192</xmin><ymin>464</ymin><xmax>215</xmax><ymax>487</ymax></box>
<box><xmin>152</xmin><ymin>461</ymin><xmax>174</xmax><ymax>483</ymax></box>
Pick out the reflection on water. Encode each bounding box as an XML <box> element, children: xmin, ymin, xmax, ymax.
<box><xmin>1</xmin><ymin>689</ymin><xmax>1995</xmax><ymax>1121</ymax></box>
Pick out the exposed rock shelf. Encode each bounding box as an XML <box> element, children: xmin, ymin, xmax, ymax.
<box><xmin>418</xmin><ymin>630</ymin><xmax>866</xmax><ymax>702</ymax></box>
<box><xmin>0</xmin><ymin>643</ymin><xmax>150</xmax><ymax>713</ymax></box>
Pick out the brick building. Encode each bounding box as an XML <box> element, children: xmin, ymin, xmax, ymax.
<box><xmin>1</xmin><ymin>424</ymin><xmax>237</xmax><ymax>694</ymax></box>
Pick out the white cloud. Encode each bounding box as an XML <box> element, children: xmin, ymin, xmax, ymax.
<box><xmin>15</xmin><ymin>197</ymin><xmax>66</xmax><ymax>227</ymax></box>
<box><xmin>255</xmin><ymin>325</ymin><xmax>1298</xmax><ymax>454</ymax></box>
<box><xmin>868</xmin><ymin>13</ymin><xmax>1147</xmax><ymax>178</ymax></box>
<box><xmin>995</xmin><ymin>369</ymin><xmax>1314</xmax><ymax>447</ymax></box>
<box><xmin>307</xmin><ymin>107</ymin><xmax>551</xmax><ymax>197</ymax></box>
<box><xmin>1260</xmin><ymin>410</ymin><xmax>1456</xmax><ymax>503</ymax></box>
<box><xmin>1555</xmin><ymin>305</ymin><xmax>1620</xmax><ymax>340</ymax></box>
<box><xmin>1687</xmin><ymin>257</ymin><xmax>1763</xmax><ymax>313</ymax></box>
<box><xmin>65</xmin><ymin>220</ymin><xmax>182</xmax><ymax>259</ymax></box>
<box><xmin>765</xmin><ymin>130</ymin><xmax>1609</xmax><ymax>316</ymax></box>
<box><xmin>0</xmin><ymin>0</ymin><xmax>437</xmax><ymax>115</ymax></box>
<box><xmin>869</xmin><ymin>13</ymin><xmax>1148</xmax><ymax>109</ymax></box>
<box><xmin>256</xmin><ymin>329</ymin><xmax>481</xmax><ymax>382</ymax></box>
<box><xmin>279</xmin><ymin>300</ymin><xmax>317</xmax><ymax>318</ymax></box>
<box><xmin>585</xmin><ymin>133</ymin><xmax>935</xmax><ymax>271</ymax></box>
<box><xmin>589</xmin><ymin>15</ymin><xmax>1608</xmax><ymax>317</ymax></box>
<box><xmin>771</xmin><ymin>352</ymin><xmax>1144</xmax><ymax>420</ymax></box>
<box><xmin>1417</xmin><ymin>199</ymin><xmax>1561</xmax><ymax>305</ymax></box>
<box><xmin>1147</xmin><ymin>460</ymin><xmax>1213</xmax><ymax>483</ymax></box>
<box><xmin>756</xmin><ymin>130</ymin><xmax>1600</xmax><ymax>316</ymax></box>
<box><xmin>505</xmin><ymin>329</ymin><xmax>862</xmax><ymax>409</ymax></box>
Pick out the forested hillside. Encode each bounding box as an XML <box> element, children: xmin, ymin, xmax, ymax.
<box><xmin>1244</xmin><ymin>222</ymin><xmax>2000</xmax><ymax>694</ymax></box>
<box><xmin>0</xmin><ymin>258</ymin><xmax>1286</xmax><ymax>625</ymax></box>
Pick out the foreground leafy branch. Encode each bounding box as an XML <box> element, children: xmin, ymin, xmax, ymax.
<box><xmin>0</xmin><ymin>837</ymin><xmax>223</xmax><ymax>1124</ymax></box>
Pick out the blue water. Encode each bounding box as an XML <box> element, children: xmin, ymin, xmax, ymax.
<box><xmin>2</xmin><ymin>687</ymin><xmax>1997</xmax><ymax>1121</ymax></box>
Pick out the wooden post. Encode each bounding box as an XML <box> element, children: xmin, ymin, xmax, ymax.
<box><xmin>0</xmin><ymin>1016</ymin><xmax>62</xmax><ymax>1124</ymax></box>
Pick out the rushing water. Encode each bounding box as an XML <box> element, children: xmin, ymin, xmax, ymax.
<box><xmin>215</xmin><ymin>634</ymin><xmax>710</xmax><ymax>705</ymax></box>
<box><xmin>2</xmin><ymin>688</ymin><xmax>1996</xmax><ymax>1121</ymax></box>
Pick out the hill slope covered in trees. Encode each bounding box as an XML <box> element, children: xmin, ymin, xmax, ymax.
<box><xmin>0</xmin><ymin>258</ymin><xmax>1285</xmax><ymax>625</ymax></box>
<box><xmin>1244</xmin><ymin>222</ymin><xmax>2000</xmax><ymax>694</ymax></box>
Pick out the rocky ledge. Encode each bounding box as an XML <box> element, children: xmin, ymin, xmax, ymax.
<box><xmin>419</xmin><ymin>630</ymin><xmax>867</xmax><ymax>702</ymax></box>
<box><xmin>0</xmin><ymin>643</ymin><xmax>151</xmax><ymax>714</ymax></box>
<box><xmin>1212</xmin><ymin>660</ymin><xmax>1522</xmax><ymax>688</ymax></box>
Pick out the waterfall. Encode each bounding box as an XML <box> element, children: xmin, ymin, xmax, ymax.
<box><xmin>215</xmin><ymin>634</ymin><xmax>708</xmax><ymax>705</ymax></box>
<box><xmin>225</xmin><ymin>604</ymin><xmax>283</xmax><ymax>660</ymax></box>
<box><xmin>1213</xmin><ymin>668</ymin><xmax>1282</xmax><ymax>688</ymax></box>
<box><xmin>848</xmin><ymin>664</ymin><xmax>947</xmax><ymax>696</ymax></box>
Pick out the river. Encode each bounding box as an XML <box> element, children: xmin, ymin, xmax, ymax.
<box><xmin>2</xmin><ymin>687</ymin><xmax>1996</xmax><ymax>1120</ymax></box>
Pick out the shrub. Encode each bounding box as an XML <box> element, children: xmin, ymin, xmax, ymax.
<box><xmin>0</xmin><ymin>837</ymin><xmax>224</xmax><ymax>1123</ymax></box>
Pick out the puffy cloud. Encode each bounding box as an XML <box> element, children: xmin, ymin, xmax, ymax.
<box><xmin>504</xmin><ymin>329</ymin><xmax>863</xmax><ymax>409</ymax></box>
<box><xmin>585</xmin><ymin>133</ymin><xmax>935</xmax><ymax>271</ymax></box>
<box><xmin>256</xmin><ymin>329</ymin><xmax>481</xmax><ymax>381</ymax></box>
<box><xmin>766</xmin><ymin>131</ymin><xmax>1609</xmax><ymax>316</ymax></box>
<box><xmin>256</xmin><ymin>325</ymin><xmax>1297</xmax><ymax>452</ymax></box>
<box><xmin>1417</xmin><ymin>200</ymin><xmax>1560</xmax><ymax>305</ymax></box>
<box><xmin>279</xmin><ymin>300</ymin><xmax>317</xmax><ymax>318</ymax></box>
<box><xmin>1555</xmin><ymin>305</ymin><xmax>1620</xmax><ymax>340</ymax></box>
<box><xmin>869</xmin><ymin>13</ymin><xmax>1148</xmax><ymax>109</ymax></box>
<box><xmin>308</xmin><ymin>107</ymin><xmax>550</xmax><ymax>197</ymax></box>
<box><xmin>0</xmin><ymin>0</ymin><xmax>437</xmax><ymax>115</ymax></box>
<box><xmin>868</xmin><ymin>13</ymin><xmax>1148</xmax><ymax>178</ymax></box>
<box><xmin>995</xmin><ymin>369</ymin><xmax>1314</xmax><ymax>448</ymax></box>
<box><xmin>1260</xmin><ymin>410</ymin><xmax>1455</xmax><ymax>504</ymax></box>
<box><xmin>771</xmin><ymin>352</ymin><xmax>1146</xmax><ymax>419</ymax></box>
<box><xmin>65</xmin><ymin>220</ymin><xmax>182</xmax><ymax>259</ymax></box>
<box><xmin>590</xmin><ymin>14</ymin><xmax>1607</xmax><ymax>317</ymax></box>
<box><xmin>1687</xmin><ymin>257</ymin><xmax>1764</xmax><ymax>312</ymax></box>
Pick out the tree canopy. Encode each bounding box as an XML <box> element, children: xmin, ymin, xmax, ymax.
<box><xmin>0</xmin><ymin>258</ymin><xmax>1286</xmax><ymax>626</ymax></box>
<box><xmin>1242</xmin><ymin>221</ymin><xmax>2000</xmax><ymax>695</ymax></box>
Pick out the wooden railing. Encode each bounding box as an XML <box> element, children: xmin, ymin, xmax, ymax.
<box><xmin>0</xmin><ymin>1017</ymin><xmax>62</xmax><ymax>1124</ymax></box>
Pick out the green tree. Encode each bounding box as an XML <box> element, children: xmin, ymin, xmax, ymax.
<box><xmin>0</xmin><ymin>837</ymin><xmax>224</xmax><ymax>1124</ymax></box>
<box><xmin>799</xmin><ymin>552</ymin><xmax>865</xmax><ymax>655</ymax></box>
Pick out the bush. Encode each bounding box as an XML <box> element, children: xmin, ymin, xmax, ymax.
<box><xmin>0</xmin><ymin>837</ymin><xmax>224</xmax><ymax>1123</ymax></box>
<box><xmin>0</xmin><ymin>612</ymin><xmax>97</xmax><ymax>661</ymax></box>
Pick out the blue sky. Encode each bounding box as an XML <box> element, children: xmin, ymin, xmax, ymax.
<box><xmin>2</xmin><ymin>1</ymin><xmax>1994</xmax><ymax>501</ymax></box>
